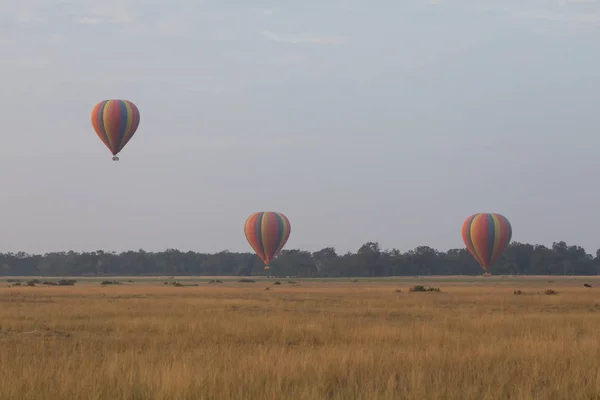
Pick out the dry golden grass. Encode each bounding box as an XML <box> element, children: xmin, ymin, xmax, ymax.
<box><xmin>1</xmin><ymin>277</ymin><xmax>600</xmax><ymax>399</ymax></box>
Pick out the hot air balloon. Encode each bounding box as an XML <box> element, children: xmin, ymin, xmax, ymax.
<box><xmin>244</xmin><ymin>212</ymin><xmax>291</xmax><ymax>271</ymax></box>
<box><xmin>90</xmin><ymin>100</ymin><xmax>140</xmax><ymax>161</ymax></box>
<box><xmin>461</xmin><ymin>213</ymin><xmax>512</xmax><ymax>273</ymax></box>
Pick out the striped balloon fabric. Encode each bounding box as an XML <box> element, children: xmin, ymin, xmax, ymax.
<box><xmin>461</xmin><ymin>213</ymin><xmax>512</xmax><ymax>271</ymax></box>
<box><xmin>91</xmin><ymin>99</ymin><xmax>140</xmax><ymax>157</ymax></box>
<box><xmin>244</xmin><ymin>212</ymin><xmax>291</xmax><ymax>266</ymax></box>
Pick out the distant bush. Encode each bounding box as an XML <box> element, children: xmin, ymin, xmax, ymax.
<box><xmin>209</xmin><ymin>280</ymin><xmax>224</xmax><ymax>284</ymax></box>
<box><xmin>514</xmin><ymin>290</ymin><xmax>522</xmax><ymax>295</ymax></box>
<box><xmin>545</xmin><ymin>289</ymin><xmax>558</xmax><ymax>295</ymax></box>
<box><xmin>7</xmin><ymin>279</ymin><xmax>78</xmax><ymax>286</ymax></box>
<box><xmin>163</xmin><ymin>280</ymin><xmax>185</xmax><ymax>287</ymax></box>
<box><xmin>409</xmin><ymin>285</ymin><xmax>440</xmax><ymax>292</ymax></box>
<box><xmin>238</xmin><ymin>279</ymin><xmax>255</xmax><ymax>283</ymax></box>
<box><xmin>101</xmin><ymin>280</ymin><xmax>120</xmax><ymax>285</ymax></box>
<box><xmin>288</xmin><ymin>280</ymin><xmax>297</xmax><ymax>284</ymax></box>
<box><xmin>274</xmin><ymin>281</ymin><xmax>281</xmax><ymax>285</ymax></box>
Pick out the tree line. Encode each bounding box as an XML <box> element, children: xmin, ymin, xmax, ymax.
<box><xmin>0</xmin><ymin>241</ymin><xmax>599</xmax><ymax>276</ymax></box>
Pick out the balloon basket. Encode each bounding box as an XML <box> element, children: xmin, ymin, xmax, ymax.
<box><xmin>112</xmin><ymin>156</ymin><xmax>119</xmax><ymax>161</ymax></box>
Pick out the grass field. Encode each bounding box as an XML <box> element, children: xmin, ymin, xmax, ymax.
<box><xmin>1</xmin><ymin>276</ymin><xmax>600</xmax><ymax>399</ymax></box>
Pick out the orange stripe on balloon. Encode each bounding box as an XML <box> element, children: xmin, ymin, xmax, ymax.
<box><xmin>91</xmin><ymin>101</ymin><xmax>110</xmax><ymax>150</ymax></box>
<box><xmin>462</xmin><ymin>215</ymin><xmax>483</xmax><ymax>266</ymax></box>
<box><xmin>469</xmin><ymin>214</ymin><xmax>487</xmax><ymax>267</ymax></box>
<box><xmin>245</xmin><ymin>214</ymin><xmax>266</xmax><ymax>263</ymax></box>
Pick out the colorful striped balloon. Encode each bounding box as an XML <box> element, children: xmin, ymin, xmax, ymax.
<box><xmin>461</xmin><ymin>213</ymin><xmax>512</xmax><ymax>272</ymax></box>
<box><xmin>90</xmin><ymin>100</ymin><xmax>140</xmax><ymax>159</ymax></box>
<box><xmin>244</xmin><ymin>212</ymin><xmax>291</xmax><ymax>267</ymax></box>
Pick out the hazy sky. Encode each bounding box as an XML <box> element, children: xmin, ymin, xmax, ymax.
<box><xmin>1</xmin><ymin>0</ymin><xmax>600</xmax><ymax>255</ymax></box>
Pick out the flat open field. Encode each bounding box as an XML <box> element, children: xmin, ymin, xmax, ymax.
<box><xmin>1</xmin><ymin>276</ymin><xmax>600</xmax><ymax>399</ymax></box>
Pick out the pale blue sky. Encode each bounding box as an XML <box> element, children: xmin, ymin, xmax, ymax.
<box><xmin>1</xmin><ymin>0</ymin><xmax>600</xmax><ymax>255</ymax></box>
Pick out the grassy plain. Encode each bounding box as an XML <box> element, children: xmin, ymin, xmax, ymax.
<box><xmin>1</xmin><ymin>276</ymin><xmax>600</xmax><ymax>400</ymax></box>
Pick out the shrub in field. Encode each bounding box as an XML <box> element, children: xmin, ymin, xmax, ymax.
<box><xmin>545</xmin><ymin>289</ymin><xmax>558</xmax><ymax>295</ymax></box>
<box><xmin>514</xmin><ymin>290</ymin><xmax>522</xmax><ymax>295</ymax></box>
<box><xmin>238</xmin><ymin>279</ymin><xmax>255</xmax><ymax>283</ymax></box>
<box><xmin>410</xmin><ymin>285</ymin><xmax>440</xmax><ymax>292</ymax></box>
<box><xmin>163</xmin><ymin>280</ymin><xmax>184</xmax><ymax>287</ymax></box>
<box><xmin>101</xmin><ymin>281</ymin><xmax>120</xmax><ymax>285</ymax></box>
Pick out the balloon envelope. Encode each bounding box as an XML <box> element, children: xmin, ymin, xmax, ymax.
<box><xmin>244</xmin><ymin>212</ymin><xmax>291</xmax><ymax>266</ymax></box>
<box><xmin>461</xmin><ymin>213</ymin><xmax>512</xmax><ymax>272</ymax></box>
<box><xmin>91</xmin><ymin>100</ymin><xmax>140</xmax><ymax>156</ymax></box>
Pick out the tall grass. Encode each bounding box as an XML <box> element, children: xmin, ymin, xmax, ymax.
<box><xmin>0</xmin><ymin>280</ymin><xmax>599</xmax><ymax>399</ymax></box>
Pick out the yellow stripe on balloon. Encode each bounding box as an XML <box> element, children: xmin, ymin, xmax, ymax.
<box><xmin>282</xmin><ymin>213</ymin><xmax>290</xmax><ymax>241</ymax></box>
<box><xmin>102</xmin><ymin>100</ymin><xmax>115</xmax><ymax>150</ymax></box>
<box><xmin>261</xmin><ymin>212</ymin><xmax>271</xmax><ymax>263</ymax></box>
<box><xmin>469</xmin><ymin>213</ymin><xmax>483</xmax><ymax>263</ymax></box>
<box><xmin>489</xmin><ymin>214</ymin><xmax>503</xmax><ymax>265</ymax></box>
